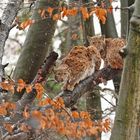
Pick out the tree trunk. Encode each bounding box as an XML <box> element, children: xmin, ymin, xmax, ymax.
<box><xmin>65</xmin><ymin>0</ymin><xmax>83</xmax><ymax>50</ymax></box>
<box><xmin>0</xmin><ymin>0</ymin><xmax>23</xmax><ymax>81</ymax></box>
<box><xmin>82</xmin><ymin>0</ymin><xmax>95</xmax><ymax>46</ymax></box>
<box><xmin>110</xmin><ymin>0</ymin><xmax>140</xmax><ymax>139</ymax></box>
<box><xmin>100</xmin><ymin>0</ymin><xmax>118</xmax><ymax>38</ymax></box>
<box><xmin>12</xmin><ymin>0</ymin><xmax>59</xmax><ymax>101</ymax></box>
<box><xmin>86</xmin><ymin>89</ymin><xmax>102</xmax><ymax>140</ymax></box>
<box><xmin>121</xmin><ymin>0</ymin><xmax>135</xmax><ymax>39</ymax></box>
<box><xmin>120</xmin><ymin>0</ymin><xmax>129</xmax><ymax>38</ymax></box>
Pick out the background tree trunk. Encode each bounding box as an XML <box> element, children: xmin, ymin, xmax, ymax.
<box><xmin>120</xmin><ymin>0</ymin><xmax>128</xmax><ymax>39</ymax></box>
<box><xmin>121</xmin><ymin>0</ymin><xmax>135</xmax><ymax>39</ymax></box>
<box><xmin>110</xmin><ymin>0</ymin><xmax>140</xmax><ymax>139</ymax></box>
<box><xmin>12</xmin><ymin>0</ymin><xmax>59</xmax><ymax>101</ymax></box>
<box><xmin>99</xmin><ymin>0</ymin><xmax>118</xmax><ymax>38</ymax></box>
<box><xmin>0</xmin><ymin>0</ymin><xmax>23</xmax><ymax>81</ymax></box>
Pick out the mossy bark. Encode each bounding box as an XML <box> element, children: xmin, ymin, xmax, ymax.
<box><xmin>110</xmin><ymin>0</ymin><xmax>140</xmax><ymax>139</ymax></box>
<box><xmin>12</xmin><ymin>0</ymin><xmax>59</xmax><ymax>101</ymax></box>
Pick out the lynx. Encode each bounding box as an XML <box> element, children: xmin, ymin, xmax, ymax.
<box><xmin>55</xmin><ymin>46</ymin><xmax>101</xmax><ymax>91</ymax></box>
<box><xmin>88</xmin><ymin>36</ymin><xmax>126</xmax><ymax>69</ymax></box>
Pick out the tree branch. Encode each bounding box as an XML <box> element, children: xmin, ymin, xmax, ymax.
<box><xmin>16</xmin><ymin>51</ymin><xmax>58</xmax><ymax>112</ymax></box>
<box><xmin>57</xmin><ymin>67</ymin><xmax>122</xmax><ymax>108</ymax></box>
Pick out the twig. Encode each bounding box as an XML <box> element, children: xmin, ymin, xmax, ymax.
<box><xmin>100</xmin><ymin>94</ymin><xmax>116</xmax><ymax>108</ymax></box>
<box><xmin>2</xmin><ymin>119</ymin><xmax>25</xmax><ymax>140</ymax></box>
<box><xmin>15</xmin><ymin>51</ymin><xmax>58</xmax><ymax>111</ymax></box>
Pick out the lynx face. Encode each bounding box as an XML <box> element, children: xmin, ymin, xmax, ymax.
<box><xmin>87</xmin><ymin>35</ymin><xmax>106</xmax><ymax>59</ymax></box>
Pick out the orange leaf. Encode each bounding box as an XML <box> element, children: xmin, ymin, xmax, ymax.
<box><xmin>34</xmin><ymin>83</ymin><xmax>44</xmax><ymax>99</ymax></box>
<box><xmin>67</xmin><ymin>8</ymin><xmax>78</xmax><ymax>16</ymax></box>
<box><xmin>40</xmin><ymin>118</ymin><xmax>47</xmax><ymax>129</ymax></box>
<box><xmin>56</xmin><ymin>97</ymin><xmax>65</xmax><ymax>107</ymax></box>
<box><xmin>17</xmin><ymin>79</ymin><xmax>26</xmax><ymax>92</ymax></box>
<box><xmin>3</xmin><ymin>123</ymin><xmax>13</xmax><ymax>133</ymax></box>
<box><xmin>20</xmin><ymin>123</ymin><xmax>29</xmax><ymax>132</ymax></box>
<box><xmin>102</xmin><ymin>118</ymin><xmax>111</xmax><ymax>132</ymax></box>
<box><xmin>4</xmin><ymin>102</ymin><xmax>16</xmax><ymax>110</ymax></box>
<box><xmin>53</xmin><ymin>14</ymin><xmax>61</xmax><ymax>20</ymax></box>
<box><xmin>95</xmin><ymin>8</ymin><xmax>107</xmax><ymax>24</ymax></box>
<box><xmin>32</xmin><ymin>110</ymin><xmax>42</xmax><ymax>119</ymax></box>
<box><xmin>61</xmin><ymin>7</ymin><xmax>68</xmax><ymax>17</ymax></box>
<box><xmin>80</xmin><ymin>111</ymin><xmax>90</xmax><ymax>119</ymax></box>
<box><xmin>0</xmin><ymin>82</ymin><xmax>9</xmax><ymax>91</ymax></box>
<box><xmin>80</xmin><ymin>7</ymin><xmax>89</xmax><ymax>20</ymax></box>
<box><xmin>87</xmin><ymin>127</ymin><xmax>98</xmax><ymax>136</ymax></box>
<box><xmin>0</xmin><ymin>81</ymin><xmax>15</xmax><ymax>93</ymax></box>
<box><xmin>108</xmin><ymin>5</ymin><xmax>113</xmax><ymax>13</ymax></box>
<box><xmin>72</xmin><ymin>111</ymin><xmax>79</xmax><ymax>118</ymax></box>
<box><xmin>19</xmin><ymin>19</ymin><xmax>34</xmax><ymax>30</ymax></box>
<box><xmin>38</xmin><ymin>98</ymin><xmax>51</xmax><ymax>106</ymax></box>
<box><xmin>47</xmin><ymin>7</ymin><xmax>54</xmax><ymax>17</ymax></box>
<box><xmin>26</xmin><ymin>84</ymin><xmax>33</xmax><ymax>93</ymax></box>
<box><xmin>0</xmin><ymin>106</ymin><xmax>7</xmax><ymax>116</ymax></box>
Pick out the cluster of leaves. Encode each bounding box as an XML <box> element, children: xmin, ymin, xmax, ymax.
<box><xmin>15</xmin><ymin>2</ymin><xmax>114</xmax><ymax>30</ymax></box>
<box><xmin>0</xmin><ymin>79</ymin><xmax>111</xmax><ymax>139</ymax></box>
<box><xmin>1</xmin><ymin>99</ymin><xmax>111</xmax><ymax>139</ymax></box>
<box><xmin>0</xmin><ymin>79</ymin><xmax>44</xmax><ymax>99</ymax></box>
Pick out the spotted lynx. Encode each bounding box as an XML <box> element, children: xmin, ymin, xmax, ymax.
<box><xmin>55</xmin><ymin>46</ymin><xmax>101</xmax><ymax>91</ymax></box>
<box><xmin>88</xmin><ymin>36</ymin><xmax>126</xmax><ymax>69</ymax></box>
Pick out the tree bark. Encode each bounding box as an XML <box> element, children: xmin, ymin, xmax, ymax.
<box><xmin>12</xmin><ymin>0</ymin><xmax>59</xmax><ymax>101</ymax></box>
<box><xmin>110</xmin><ymin>0</ymin><xmax>140</xmax><ymax>139</ymax></box>
<box><xmin>13</xmin><ymin>0</ymin><xmax>59</xmax><ymax>83</ymax></box>
<box><xmin>100</xmin><ymin>0</ymin><xmax>118</xmax><ymax>38</ymax></box>
<box><xmin>121</xmin><ymin>0</ymin><xmax>135</xmax><ymax>39</ymax></box>
<box><xmin>86</xmin><ymin>89</ymin><xmax>102</xmax><ymax>140</ymax></box>
<box><xmin>0</xmin><ymin>0</ymin><xmax>23</xmax><ymax>82</ymax></box>
<box><xmin>120</xmin><ymin>0</ymin><xmax>129</xmax><ymax>38</ymax></box>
